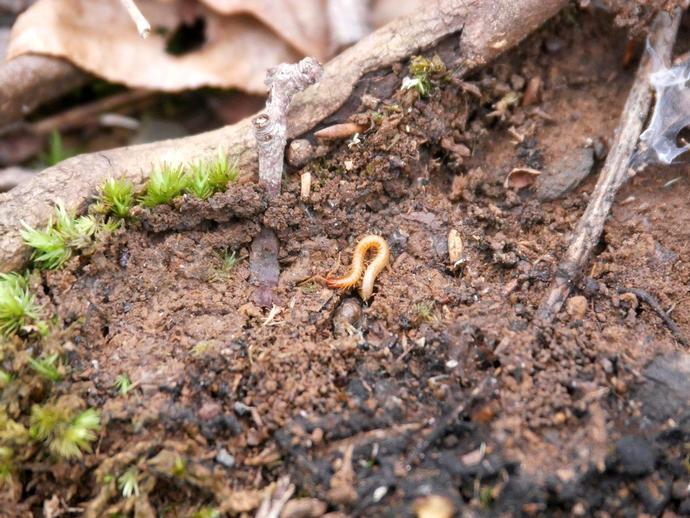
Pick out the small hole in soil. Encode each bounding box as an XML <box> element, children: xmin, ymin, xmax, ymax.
<box><xmin>101</xmin><ymin>325</ymin><xmax>109</xmax><ymax>337</ymax></box>
<box><xmin>592</xmin><ymin>232</ymin><xmax>607</xmax><ymax>256</ymax></box>
<box><xmin>165</xmin><ymin>17</ymin><xmax>206</xmax><ymax>56</ymax></box>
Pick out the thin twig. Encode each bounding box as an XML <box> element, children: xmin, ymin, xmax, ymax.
<box><xmin>29</xmin><ymin>89</ymin><xmax>153</xmax><ymax>135</ymax></box>
<box><xmin>254</xmin><ymin>476</ymin><xmax>294</xmax><ymax>518</ymax></box>
<box><xmin>618</xmin><ymin>287</ymin><xmax>688</xmax><ymax>346</ymax></box>
<box><xmin>536</xmin><ymin>8</ymin><xmax>683</xmax><ymax>322</ymax></box>
<box><xmin>120</xmin><ymin>0</ymin><xmax>151</xmax><ymax>39</ymax></box>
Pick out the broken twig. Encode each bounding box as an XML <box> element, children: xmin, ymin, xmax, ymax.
<box><xmin>617</xmin><ymin>287</ymin><xmax>688</xmax><ymax>346</ymax></box>
<box><xmin>253</xmin><ymin>57</ymin><xmax>323</xmax><ymax>199</ymax></box>
<box><xmin>536</xmin><ymin>8</ymin><xmax>683</xmax><ymax>322</ymax></box>
<box><xmin>119</xmin><ymin>0</ymin><xmax>151</xmax><ymax>39</ymax></box>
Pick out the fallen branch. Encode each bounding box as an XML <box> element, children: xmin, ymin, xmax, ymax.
<box><xmin>536</xmin><ymin>8</ymin><xmax>683</xmax><ymax>322</ymax></box>
<box><xmin>0</xmin><ymin>55</ymin><xmax>88</xmax><ymax>128</ymax></box>
<box><xmin>0</xmin><ymin>0</ymin><xmax>568</xmax><ymax>272</ymax></box>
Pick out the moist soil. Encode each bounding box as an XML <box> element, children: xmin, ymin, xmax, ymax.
<box><xmin>8</xmin><ymin>9</ymin><xmax>690</xmax><ymax>518</ymax></box>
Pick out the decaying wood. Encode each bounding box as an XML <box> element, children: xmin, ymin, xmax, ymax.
<box><xmin>536</xmin><ymin>8</ymin><xmax>682</xmax><ymax>322</ymax></box>
<box><xmin>0</xmin><ymin>0</ymin><xmax>568</xmax><ymax>272</ymax></box>
<box><xmin>0</xmin><ymin>55</ymin><xmax>88</xmax><ymax>129</ymax></box>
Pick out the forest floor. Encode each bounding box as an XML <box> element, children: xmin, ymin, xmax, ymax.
<box><xmin>5</xmin><ymin>8</ymin><xmax>690</xmax><ymax>518</ymax></box>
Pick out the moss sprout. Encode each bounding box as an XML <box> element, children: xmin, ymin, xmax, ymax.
<box><xmin>30</xmin><ymin>404</ymin><xmax>100</xmax><ymax>459</ymax></box>
<box><xmin>0</xmin><ymin>273</ymin><xmax>41</xmax><ymax>336</ymax></box>
<box><xmin>140</xmin><ymin>164</ymin><xmax>188</xmax><ymax>207</ymax></box>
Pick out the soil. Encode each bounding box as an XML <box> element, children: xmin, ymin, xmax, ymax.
<box><xmin>6</xmin><ymin>8</ymin><xmax>690</xmax><ymax>518</ymax></box>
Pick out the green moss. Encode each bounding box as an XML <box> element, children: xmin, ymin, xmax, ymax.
<box><xmin>28</xmin><ymin>354</ymin><xmax>63</xmax><ymax>382</ymax></box>
<box><xmin>114</xmin><ymin>373</ymin><xmax>133</xmax><ymax>396</ymax></box>
<box><xmin>97</xmin><ymin>178</ymin><xmax>135</xmax><ymax>219</ymax></box>
<box><xmin>23</xmin><ymin>203</ymin><xmax>123</xmax><ymax>270</ymax></box>
<box><xmin>117</xmin><ymin>467</ymin><xmax>140</xmax><ymax>498</ymax></box>
<box><xmin>20</xmin><ymin>221</ymin><xmax>71</xmax><ymax>270</ymax></box>
<box><xmin>0</xmin><ymin>273</ymin><xmax>41</xmax><ymax>336</ymax></box>
<box><xmin>402</xmin><ymin>55</ymin><xmax>447</xmax><ymax>96</ymax></box>
<box><xmin>30</xmin><ymin>404</ymin><xmax>100</xmax><ymax>459</ymax></box>
<box><xmin>140</xmin><ymin>164</ymin><xmax>188</xmax><ymax>207</ymax></box>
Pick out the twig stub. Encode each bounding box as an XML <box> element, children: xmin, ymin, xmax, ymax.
<box><xmin>120</xmin><ymin>0</ymin><xmax>151</xmax><ymax>39</ymax></box>
<box><xmin>253</xmin><ymin>57</ymin><xmax>323</xmax><ymax>199</ymax></box>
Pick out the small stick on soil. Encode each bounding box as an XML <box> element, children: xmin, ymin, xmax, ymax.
<box><xmin>29</xmin><ymin>89</ymin><xmax>154</xmax><ymax>135</ymax></box>
<box><xmin>405</xmin><ymin>401</ymin><xmax>465</xmax><ymax>465</ymax></box>
<box><xmin>536</xmin><ymin>8</ymin><xmax>683</xmax><ymax>322</ymax></box>
<box><xmin>250</xmin><ymin>58</ymin><xmax>323</xmax><ymax>307</ymax></box>
<box><xmin>617</xmin><ymin>287</ymin><xmax>688</xmax><ymax>346</ymax></box>
<box><xmin>119</xmin><ymin>0</ymin><xmax>151</xmax><ymax>39</ymax></box>
<box><xmin>255</xmin><ymin>476</ymin><xmax>295</xmax><ymax>518</ymax></box>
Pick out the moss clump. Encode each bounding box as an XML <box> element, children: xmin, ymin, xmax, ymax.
<box><xmin>402</xmin><ymin>55</ymin><xmax>447</xmax><ymax>96</ymax></box>
<box><xmin>96</xmin><ymin>177</ymin><xmax>135</xmax><ymax>219</ymax></box>
<box><xmin>21</xmin><ymin>204</ymin><xmax>117</xmax><ymax>270</ymax></box>
<box><xmin>30</xmin><ymin>401</ymin><xmax>100</xmax><ymax>459</ymax></box>
<box><xmin>0</xmin><ymin>273</ymin><xmax>41</xmax><ymax>336</ymax></box>
<box><xmin>186</xmin><ymin>152</ymin><xmax>239</xmax><ymax>201</ymax></box>
<box><xmin>140</xmin><ymin>163</ymin><xmax>188</xmax><ymax>207</ymax></box>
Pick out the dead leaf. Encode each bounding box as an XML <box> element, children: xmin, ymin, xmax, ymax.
<box><xmin>504</xmin><ymin>167</ymin><xmax>541</xmax><ymax>190</ymax></box>
<box><xmin>7</xmin><ymin>0</ymin><xmax>301</xmax><ymax>93</ymax></box>
<box><xmin>199</xmin><ymin>0</ymin><xmax>329</xmax><ymax>58</ymax></box>
<box><xmin>7</xmin><ymin>0</ymin><xmax>424</xmax><ymax>93</ymax></box>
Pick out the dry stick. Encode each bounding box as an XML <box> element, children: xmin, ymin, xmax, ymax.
<box><xmin>253</xmin><ymin>57</ymin><xmax>323</xmax><ymax>199</ymax></box>
<box><xmin>254</xmin><ymin>477</ymin><xmax>295</xmax><ymax>518</ymax></box>
<box><xmin>536</xmin><ymin>8</ymin><xmax>683</xmax><ymax>323</ymax></box>
<box><xmin>0</xmin><ymin>0</ymin><xmax>568</xmax><ymax>273</ymax></box>
<box><xmin>119</xmin><ymin>0</ymin><xmax>151</xmax><ymax>39</ymax></box>
<box><xmin>29</xmin><ymin>89</ymin><xmax>154</xmax><ymax>135</ymax></box>
<box><xmin>617</xmin><ymin>287</ymin><xmax>688</xmax><ymax>346</ymax></box>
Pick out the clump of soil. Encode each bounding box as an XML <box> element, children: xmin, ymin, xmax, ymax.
<box><xmin>6</xmin><ymin>8</ymin><xmax>690</xmax><ymax>517</ymax></box>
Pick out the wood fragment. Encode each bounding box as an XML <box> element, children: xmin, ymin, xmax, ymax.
<box><xmin>300</xmin><ymin>171</ymin><xmax>312</xmax><ymax>201</ymax></box>
<box><xmin>0</xmin><ymin>0</ymin><xmax>569</xmax><ymax>273</ymax></box>
<box><xmin>536</xmin><ymin>8</ymin><xmax>683</xmax><ymax>322</ymax></box>
<box><xmin>314</xmin><ymin>121</ymin><xmax>368</xmax><ymax>140</ymax></box>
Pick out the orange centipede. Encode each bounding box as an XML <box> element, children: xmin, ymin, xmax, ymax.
<box><xmin>326</xmin><ymin>235</ymin><xmax>390</xmax><ymax>301</ymax></box>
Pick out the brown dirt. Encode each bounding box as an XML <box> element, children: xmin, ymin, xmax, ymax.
<box><xmin>8</xmin><ymin>8</ymin><xmax>690</xmax><ymax>518</ymax></box>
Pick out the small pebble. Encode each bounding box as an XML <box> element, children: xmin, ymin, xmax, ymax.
<box><xmin>215</xmin><ymin>448</ymin><xmax>236</xmax><ymax>469</ymax></box>
<box><xmin>566</xmin><ymin>295</ymin><xmax>587</xmax><ymax>320</ymax></box>
<box><xmin>198</xmin><ymin>402</ymin><xmax>221</xmax><ymax>421</ymax></box>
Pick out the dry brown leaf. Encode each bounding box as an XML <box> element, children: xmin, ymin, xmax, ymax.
<box><xmin>504</xmin><ymin>167</ymin><xmax>542</xmax><ymax>190</ymax></box>
<box><xmin>7</xmin><ymin>0</ymin><xmax>301</xmax><ymax>93</ymax></box>
<box><xmin>199</xmin><ymin>0</ymin><xmax>329</xmax><ymax>58</ymax></box>
<box><xmin>6</xmin><ymin>0</ymin><xmax>424</xmax><ymax>93</ymax></box>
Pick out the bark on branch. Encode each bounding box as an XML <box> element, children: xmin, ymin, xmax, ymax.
<box><xmin>0</xmin><ymin>0</ymin><xmax>568</xmax><ymax>272</ymax></box>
